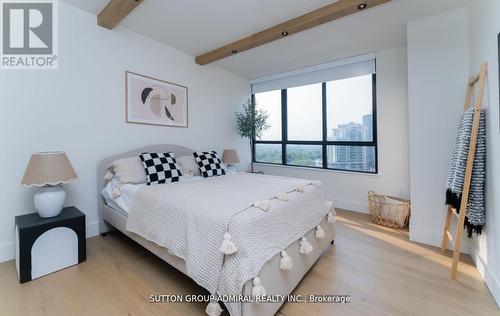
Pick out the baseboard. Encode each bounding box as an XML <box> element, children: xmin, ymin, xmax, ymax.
<box><xmin>409</xmin><ymin>229</ymin><xmax>444</xmax><ymax>249</ymax></box>
<box><xmin>409</xmin><ymin>225</ymin><xmax>472</xmax><ymax>254</ymax></box>
<box><xmin>86</xmin><ymin>221</ymin><xmax>100</xmax><ymax>238</ymax></box>
<box><xmin>332</xmin><ymin>198</ymin><xmax>369</xmax><ymax>214</ymax></box>
<box><xmin>0</xmin><ymin>221</ymin><xmax>100</xmax><ymax>264</ymax></box>
<box><xmin>471</xmin><ymin>247</ymin><xmax>500</xmax><ymax>308</ymax></box>
<box><xmin>0</xmin><ymin>242</ymin><xmax>14</xmax><ymax>264</ymax></box>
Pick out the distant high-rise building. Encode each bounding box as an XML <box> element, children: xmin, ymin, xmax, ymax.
<box><xmin>363</xmin><ymin>114</ymin><xmax>373</xmax><ymax>141</ymax></box>
<box><xmin>363</xmin><ymin>114</ymin><xmax>375</xmax><ymax>171</ymax></box>
<box><xmin>329</xmin><ymin>122</ymin><xmax>367</xmax><ymax>171</ymax></box>
<box><xmin>328</xmin><ymin>114</ymin><xmax>375</xmax><ymax>172</ymax></box>
<box><xmin>332</xmin><ymin>122</ymin><xmax>367</xmax><ymax>142</ymax></box>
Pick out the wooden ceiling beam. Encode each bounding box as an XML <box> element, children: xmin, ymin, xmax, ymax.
<box><xmin>195</xmin><ymin>0</ymin><xmax>391</xmax><ymax>65</ymax></box>
<box><xmin>97</xmin><ymin>0</ymin><xmax>143</xmax><ymax>29</ymax></box>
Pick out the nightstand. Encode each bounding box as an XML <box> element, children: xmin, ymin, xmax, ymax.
<box><xmin>15</xmin><ymin>206</ymin><xmax>86</xmax><ymax>283</ymax></box>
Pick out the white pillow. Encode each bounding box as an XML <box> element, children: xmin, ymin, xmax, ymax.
<box><xmin>177</xmin><ymin>155</ymin><xmax>201</xmax><ymax>177</ymax></box>
<box><xmin>111</xmin><ymin>157</ymin><xmax>147</xmax><ymax>185</ymax></box>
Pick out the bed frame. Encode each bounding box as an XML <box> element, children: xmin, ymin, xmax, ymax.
<box><xmin>97</xmin><ymin>145</ymin><xmax>335</xmax><ymax>316</ymax></box>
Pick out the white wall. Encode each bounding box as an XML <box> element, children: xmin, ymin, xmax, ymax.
<box><xmin>255</xmin><ymin>46</ymin><xmax>410</xmax><ymax>213</ymax></box>
<box><xmin>0</xmin><ymin>2</ymin><xmax>250</xmax><ymax>263</ymax></box>
<box><xmin>467</xmin><ymin>0</ymin><xmax>500</xmax><ymax>307</ymax></box>
<box><xmin>407</xmin><ymin>8</ymin><xmax>470</xmax><ymax>250</ymax></box>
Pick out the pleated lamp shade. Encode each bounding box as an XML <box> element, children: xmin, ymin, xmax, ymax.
<box><xmin>222</xmin><ymin>149</ymin><xmax>240</xmax><ymax>164</ymax></box>
<box><xmin>21</xmin><ymin>152</ymin><xmax>78</xmax><ymax>187</ymax></box>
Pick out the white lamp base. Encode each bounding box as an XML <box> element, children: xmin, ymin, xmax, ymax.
<box><xmin>34</xmin><ymin>185</ymin><xmax>66</xmax><ymax>218</ymax></box>
<box><xmin>226</xmin><ymin>165</ymin><xmax>238</xmax><ymax>174</ymax></box>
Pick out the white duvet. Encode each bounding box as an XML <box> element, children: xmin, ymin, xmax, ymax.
<box><xmin>101</xmin><ymin>176</ymin><xmax>204</xmax><ymax>213</ymax></box>
<box><xmin>125</xmin><ymin>173</ymin><xmax>331</xmax><ymax>316</ymax></box>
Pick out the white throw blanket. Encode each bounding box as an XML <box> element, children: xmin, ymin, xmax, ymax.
<box><xmin>126</xmin><ymin>173</ymin><xmax>330</xmax><ymax>316</ymax></box>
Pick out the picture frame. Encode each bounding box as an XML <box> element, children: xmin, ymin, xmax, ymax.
<box><xmin>126</xmin><ymin>71</ymin><xmax>188</xmax><ymax>128</ymax></box>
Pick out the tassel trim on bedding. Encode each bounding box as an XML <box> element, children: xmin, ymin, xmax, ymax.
<box><xmin>212</xmin><ymin>180</ymin><xmax>327</xmax><ymax>308</ymax></box>
<box><xmin>446</xmin><ymin>189</ymin><xmax>483</xmax><ymax>237</ymax></box>
<box><xmin>299</xmin><ymin>237</ymin><xmax>314</xmax><ymax>254</ymax></box>
<box><xmin>252</xmin><ymin>181</ymin><xmax>322</xmax><ymax>207</ymax></box>
<box><xmin>277</xmin><ymin>192</ymin><xmax>289</xmax><ymax>201</ymax></box>
<box><xmin>253</xmin><ymin>199</ymin><xmax>270</xmax><ymax>211</ymax></box>
<box><xmin>315</xmin><ymin>225</ymin><xmax>325</xmax><ymax>239</ymax></box>
<box><xmin>327</xmin><ymin>212</ymin><xmax>336</xmax><ymax>224</ymax></box>
<box><xmin>295</xmin><ymin>185</ymin><xmax>306</xmax><ymax>193</ymax></box>
<box><xmin>251</xmin><ymin>277</ymin><xmax>267</xmax><ymax>300</ymax></box>
<box><xmin>205</xmin><ymin>300</ymin><xmax>223</xmax><ymax>316</ymax></box>
<box><xmin>279</xmin><ymin>251</ymin><xmax>294</xmax><ymax>270</ymax></box>
<box><xmin>219</xmin><ymin>232</ymin><xmax>238</xmax><ymax>255</ymax></box>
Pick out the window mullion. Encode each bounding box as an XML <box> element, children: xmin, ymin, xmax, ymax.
<box><xmin>281</xmin><ymin>89</ymin><xmax>287</xmax><ymax>165</ymax></box>
<box><xmin>372</xmin><ymin>73</ymin><xmax>378</xmax><ymax>173</ymax></box>
<box><xmin>322</xmin><ymin>82</ymin><xmax>327</xmax><ymax>169</ymax></box>
<box><xmin>251</xmin><ymin>94</ymin><xmax>256</xmax><ymax>163</ymax></box>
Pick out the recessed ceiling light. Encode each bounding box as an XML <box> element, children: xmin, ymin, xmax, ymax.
<box><xmin>357</xmin><ymin>3</ymin><xmax>368</xmax><ymax>10</ymax></box>
<box><xmin>281</xmin><ymin>31</ymin><xmax>289</xmax><ymax>36</ymax></box>
<box><xmin>231</xmin><ymin>50</ymin><xmax>238</xmax><ymax>54</ymax></box>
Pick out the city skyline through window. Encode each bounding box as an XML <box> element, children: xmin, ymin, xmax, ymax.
<box><xmin>253</xmin><ymin>74</ymin><xmax>377</xmax><ymax>173</ymax></box>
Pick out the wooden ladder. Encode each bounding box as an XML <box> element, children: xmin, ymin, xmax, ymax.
<box><xmin>441</xmin><ymin>62</ymin><xmax>488</xmax><ymax>280</ymax></box>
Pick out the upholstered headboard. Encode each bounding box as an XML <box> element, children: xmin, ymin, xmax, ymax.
<box><xmin>97</xmin><ymin>144</ymin><xmax>195</xmax><ymax>232</ymax></box>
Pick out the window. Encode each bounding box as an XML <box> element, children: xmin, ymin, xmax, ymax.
<box><xmin>254</xmin><ymin>143</ymin><xmax>282</xmax><ymax>164</ymax></box>
<box><xmin>327</xmin><ymin>145</ymin><xmax>376</xmax><ymax>172</ymax></box>
<box><xmin>253</xmin><ymin>74</ymin><xmax>377</xmax><ymax>173</ymax></box>
<box><xmin>287</xmin><ymin>83</ymin><xmax>322</xmax><ymax>141</ymax></box>
<box><xmin>255</xmin><ymin>90</ymin><xmax>282</xmax><ymax>141</ymax></box>
<box><xmin>286</xmin><ymin>144</ymin><xmax>323</xmax><ymax>168</ymax></box>
<box><xmin>327</xmin><ymin>75</ymin><xmax>373</xmax><ymax>142</ymax></box>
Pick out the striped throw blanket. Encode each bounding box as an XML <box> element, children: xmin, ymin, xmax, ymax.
<box><xmin>446</xmin><ymin>107</ymin><xmax>486</xmax><ymax>237</ymax></box>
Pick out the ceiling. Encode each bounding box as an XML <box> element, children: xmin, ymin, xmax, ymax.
<box><xmin>62</xmin><ymin>0</ymin><xmax>470</xmax><ymax>79</ymax></box>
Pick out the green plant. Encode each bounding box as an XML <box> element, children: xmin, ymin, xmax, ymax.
<box><xmin>236</xmin><ymin>98</ymin><xmax>270</xmax><ymax>172</ymax></box>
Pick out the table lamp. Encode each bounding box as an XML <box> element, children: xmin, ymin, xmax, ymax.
<box><xmin>222</xmin><ymin>149</ymin><xmax>240</xmax><ymax>172</ymax></box>
<box><xmin>21</xmin><ymin>152</ymin><xmax>78</xmax><ymax>218</ymax></box>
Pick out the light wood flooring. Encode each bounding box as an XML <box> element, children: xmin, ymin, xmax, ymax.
<box><xmin>0</xmin><ymin>210</ymin><xmax>498</xmax><ymax>316</ymax></box>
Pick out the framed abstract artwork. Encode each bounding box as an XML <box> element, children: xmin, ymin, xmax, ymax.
<box><xmin>126</xmin><ymin>71</ymin><xmax>188</xmax><ymax>128</ymax></box>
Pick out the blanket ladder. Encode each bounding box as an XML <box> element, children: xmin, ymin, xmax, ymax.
<box><xmin>440</xmin><ymin>62</ymin><xmax>487</xmax><ymax>280</ymax></box>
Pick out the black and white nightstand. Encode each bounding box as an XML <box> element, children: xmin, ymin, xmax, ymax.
<box><xmin>15</xmin><ymin>206</ymin><xmax>86</xmax><ymax>283</ymax></box>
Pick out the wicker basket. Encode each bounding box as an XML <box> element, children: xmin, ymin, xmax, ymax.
<box><xmin>368</xmin><ymin>191</ymin><xmax>411</xmax><ymax>229</ymax></box>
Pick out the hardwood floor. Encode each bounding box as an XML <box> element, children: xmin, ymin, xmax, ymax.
<box><xmin>0</xmin><ymin>210</ymin><xmax>498</xmax><ymax>316</ymax></box>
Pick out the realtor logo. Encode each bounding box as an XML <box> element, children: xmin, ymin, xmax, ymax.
<box><xmin>1</xmin><ymin>0</ymin><xmax>58</xmax><ymax>69</ymax></box>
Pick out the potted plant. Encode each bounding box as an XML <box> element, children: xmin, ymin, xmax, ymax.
<box><xmin>236</xmin><ymin>98</ymin><xmax>269</xmax><ymax>173</ymax></box>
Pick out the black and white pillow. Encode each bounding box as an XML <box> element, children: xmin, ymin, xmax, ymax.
<box><xmin>139</xmin><ymin>152</ymin><xmax>182</xmax><ymax>185</ymax></box>
<box><xmin>193</xmin><ymin>151</ymin><xmax>226</xmax><ymax>178</ymax></box>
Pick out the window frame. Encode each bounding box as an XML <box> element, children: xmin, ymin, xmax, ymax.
<box><xmin>253</xmin><ymin>74</ymin><xmax>378</xmax><ymax>174</ymax></box>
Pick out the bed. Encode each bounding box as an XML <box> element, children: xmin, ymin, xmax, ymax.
<box><xmin>97</xmin><ymin>145</ymin><xmax>336</xmax><ymax>316</ymax></box>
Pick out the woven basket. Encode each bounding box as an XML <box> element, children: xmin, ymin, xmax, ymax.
<box><xmin>368</xmin><ymin>191</ymin><xmax>411</xmax><ymax>229</ymax></box>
